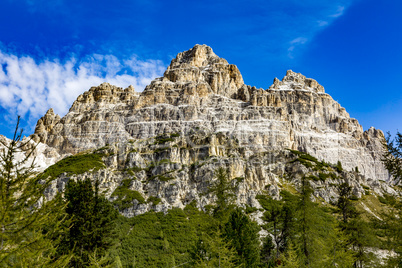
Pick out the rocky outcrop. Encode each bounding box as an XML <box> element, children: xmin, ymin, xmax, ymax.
<box><xmin>42</xmin><ymin>135</ymin><xmax>396</xmax><ymax>217</ymax></box>
<box><xmin>32</xmin><ymin>44</ymin><xmax>389</xmax><ymax>185</ymax></box>
<box><xmin>0</xmin><ymin>135</ymin><xmax>61</xmax><ymax>172</ymax></box>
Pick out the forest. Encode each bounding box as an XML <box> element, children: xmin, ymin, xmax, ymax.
<box><xmin>0</xmin><ymin>120</ymin><xmax>401</xmax><ymax>268</ymax></box>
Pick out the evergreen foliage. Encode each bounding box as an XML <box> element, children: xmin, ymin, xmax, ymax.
<box><xmin>382</xmin><ymin>131</ymin><xmax>402</xmax><ymax>184</ymax></box>
<box><xmin>223</xmin><ymin>208</ymin><xmax>261</xmax><ymax>267</ymax></box>
<box><xmin>260</xmin><ymin>235</ymin><xmax>276</xmax><ymax>267</ymax></box>
<box><xmin>190</xmin><ymin>230</ymin><xmax>238</xmax><ymax>267</ymax></box>
<box><xmin>336</xmin><ymin>181</ymin><xmax>378</xmax><ymax>267</ymax></box>
<box><xmin>258</xmin><ymin>194</ymin><xmax>295</xmax><ymax>259</ymax></box>
<box><xmin>208</xmin><ymin>167</ymin><xmax>235</xmax><ymax>220</ymax></box>
<box><xmin>337</xmin><ymin>182</ymin><xmax>358</xmax><ymax>225</ymax></box>
<box><xmin>0</xmin><ymin>117</ymin><xmax>70</xmax><ymax>267</ymax></box>
<box><xmin>58</xmin><ymin>178</ymin><xmax>118</xmax><ymax>267</ymax></box>
<box><xmin>381</xmin><ymin>131</ymin><xmax>402</xmax><ymax>266</ymax></box>
<box><xmin>111</xmin><ymin>205</ymin><xmax>218</xmax><ymax>267</ymax></box>
<box><xmin>111</xmin><ymin>179</ymin><xmax>145</xmax><ymax>210</ymax></box>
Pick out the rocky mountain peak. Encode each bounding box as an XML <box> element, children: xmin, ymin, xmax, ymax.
<box><xmin>31</xmin><ymin>45</ymin><xmax>389</xmax><ymax>185</ymax></box>
<box><xmin>32</xmin><ymin>108</ymin><xmax>61</xmax><ymax>144</ymax></box>
<box><xmin>27</xmin><ymin>44</ymin><xmax>398</xmax><ymax>217</ymax></box>
<box><xmin>169</xmin><ymin>44</ymin><xmax>219</xmax><ymax>68</ymax></box>
<box><xmin>270</xmin><ymin>70</ymin><xmax>325</xmax><ymax>93</ymax></box>
<box><xmin>159</xmin><ymin>44</ymin><xmax>244</xmax><ymax>98</ymax></box>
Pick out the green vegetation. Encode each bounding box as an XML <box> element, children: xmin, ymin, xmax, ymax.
<box><xmin>124</xmin><ymin>165</ymin><xmax>142</xmax><ymax>175</ymax></box>
<box><xmin>208</xmin><ymin>167</ymin><xmax>235</xmax><ymax>220</ymax></box>
<box><xmin>0</xmin><ymin>117</ymin><xmax>70</xmax><ymax>267</ymax></box>
<box><xmin>190</xmin><ymin>230</ymin><xmax>238</xmax><ymax>267</ymax></box>
<box><xmin>4</xmin><ymin>120</ymin><xmax>401</xmax><ymax>268</ymax></box>
<box><xmin>154</xmin><ymin>135</ymin><xmax>174</xmax><ymax>144</ymax></box>
<box><xmin>223</xmin><ymin>208</ymin><xmax>261</xmax><ymax>267</ymax></box>
<box><xmin>111</xmin><ymin>206</ymin><xmax>218</xmax><ymax>267</ymax></box>
<box><xmin>111</xmin><ymin>179</ymin><xmax>145</xmax><ymax>210</ymax></box>
<box><xmin>378</xmin><ymin>193</ymin><xmax>397</xmax><ymax>205</ymax></box>
<box><xmin>288</xmin><ymin>149</ymin><xmax>338</xmax><ymax>172</ymax></box>
<box><xmin>381</xmin><ymin>131</ymin><xmax>402</xmax><ymax>267</ymax></box>
<box><xmin>152</xmin><ymin>174</ymin><xmax>174</xmax><ymax>181</ymax></box>
<box><xmin>58</xmin><ymin>178</ymin><xmax>118</xmax><ymax>267</ymax></box>
<box><xmin>39</xmin><ymin>152</ymin><xmax>105</xmax><ymax>180</ymax></box>
<box><xmin>170</xmin><ymin>132</ymin><xmax>180</xmax><ymax>138</ymax></box>
<box><xmin>147</xmin><ymin>196</ymin><xmax>162</xmax><ymax>206</ymax></box>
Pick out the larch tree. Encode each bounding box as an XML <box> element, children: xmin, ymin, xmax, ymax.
<box><xmin>381</xmin><ymin>131</ymin><xmax>402</xmax><ymax>267</ymax></box>
<box><xmin>0</xmin><ymin>116</ymin><xmax>70</xmax><ymax>267</ymax></box>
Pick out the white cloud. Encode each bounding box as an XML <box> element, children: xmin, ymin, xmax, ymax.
<box><xmin>284</xmin><ymin>3</ymin><xmax>352</xmax><ymax>58</ymax></box>
<box><xmin>317</xmin><ymin>20</ymin><xmax>329</xmax><ymax>27</ymax></box>
<box><xmin>288</xmin><ymin>37</ymin><xmax>308</xmax><ymax>58</ymax></box>
<box><xmin>0</xmin><ymin>51</ymin><xmax>166</xmax><ymax>134</ymax></box>
<box><xmin>330</xmin><ymin>6</ymin><xmax>345</xmax><ymax>18</ymax></box>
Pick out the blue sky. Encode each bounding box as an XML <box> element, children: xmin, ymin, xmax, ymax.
<box><xmin>0</xmin><ymin>0</ymin><xmax>401</xmax><ymax>138</ymax></box>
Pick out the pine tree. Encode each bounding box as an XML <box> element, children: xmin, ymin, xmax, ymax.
<box><xmin>382</xmin><ymin>131</ymin><xmax>402</xmax><ymax>184</ymax></box>
<box><xmin>324</xmin><ymin>227</ymin><xmax>355</xmax><ymax>268</ymax></box>
<box><xmin>381</xmin><ymin>132</ymin><xmax>402</xmax><ymax>266</ymax></box>
<box><xmin>346</xmin><ymin>218</ymin><xmax>377</xmax><ymax>268</ymax></box>
<box><xmin>294</xmin><ymin>176</ymin><xmax>340</xmax><ymax>268</ymax></box>
<box><xmin>260</xmin><ymin>194</ymin><xmax>296</xmax><ymax>259</ymax></box>
<box><xmin>223</xmin><ymin>208</ymin><xmax>261</xmax><ymax>267</ymax></box>
<box><xmin>262</xmin><ymin>199</ymin><xmax>282</xmax><ymax>258</ymax></box>
<box><xmin>260</xmin><ymin>235</ymin><xmax>276</xmax><ymax>267</ymax></box>
<box><xmin>278</xmin><ymin>241</ymin><xmax>300</xmax><ymax>268</ymax></box>
<box><xmin>58</xmin><ymin>178</ymin><xmax>118</xmax><ymax>267</ymax></box>
<box><xmin>190</xmin><ymin>231</ymin><xmax>238</xmax><ymax>268</ymax></box>
<box><xmin>208</xmin><ymin>167</ymin><xmax>235</xmax><ymax>221</ymax></box>
<box><xmin>337</xmin><ymin>182</ymin><xmax>358</xmax><ymax>226</ymax></box>
<box><xmin>0</xmin><ymin>117</ymin><xmax>70</xmax><ymax>267</ymax></box>
<box><xmin>336</xmin><ymin>182</ymin><xmax>378</xmax><ymax>267</ymax></box>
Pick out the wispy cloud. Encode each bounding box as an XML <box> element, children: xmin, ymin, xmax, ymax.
<box><xmin>288</xmin><ymin>37</ymin><xmax>308</xmax><ymax>58</ymax></box>
<box><xmin>0</xmin><ymin>51</ymin><xmax>166</xmax><ymax>134</ymax></box>
<box><xmin>330</xmin><ymin>6</ymin><xmax>345</xmax><ymax>18</ymax></box>
<box><xmin>317</xmin><ymin>20</ymin><xmax>329</xmax><ymax>27</ymax></box>
<box><xmin>284</xmin><ymin>3</ymin><xmax>352</xmax><ymax>58</ymax></box>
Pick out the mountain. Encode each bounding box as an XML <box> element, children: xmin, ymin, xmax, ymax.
<box><xmin>13</xmin><ymin>44</ymin><xmax>396</xmax><ymax>215</ymax></box>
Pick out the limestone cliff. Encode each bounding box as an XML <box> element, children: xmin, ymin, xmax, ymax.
<box><xmin>32</xmin><ymin>44</ymin><xmax>388</xmax><ymax>184</ymax></box>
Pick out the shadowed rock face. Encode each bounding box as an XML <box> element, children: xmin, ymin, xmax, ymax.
<box><xmin>32</xmin><ymin>44</ymin><xmax>388</xmax><ymax>182</ymax></box>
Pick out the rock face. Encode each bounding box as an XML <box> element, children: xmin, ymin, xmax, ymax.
<box><xmin>32</xmin><ymin>44</ymin><xmax>388</xmax><ymax>184</ymax></box>
<box><xmin>31</xmin><ymin>44</ymin><xmax>398</xmax><ymax>217</ymax></box>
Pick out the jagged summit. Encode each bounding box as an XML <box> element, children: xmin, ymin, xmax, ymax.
<box><xmin>31</xmin><ymin>44</ymin><xmax>387</xmax><ymax>183</ymax></box>
<box><xmin>145</xmin><ymin>44</ymin><xmax>244</xmax><ymax>99</ymax></box>
<box><xmin>168</xmin><ymin>44</ymin><xmax>219</xmax><ymax>67</ymax></box>
<box><xmin>25</xmin><ymin>44</ymin><xmax>397</xmax><ymax>217</ymax></box>
<box><xmin>270</xmin><ymin>70</ymin><xmax>325</xmax><ymax>93</ymax></box>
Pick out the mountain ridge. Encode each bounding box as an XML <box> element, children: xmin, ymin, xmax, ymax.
<box><xmin>31</xmin><ymin>44</ymin><xmax>388</xmax><ymax>182</ymax></box>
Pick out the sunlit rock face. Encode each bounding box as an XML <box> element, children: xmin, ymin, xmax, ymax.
<box><xmin>32</xmin><ymin>44</ymin><xmax>388</xmax><ymax>187</ymax></box>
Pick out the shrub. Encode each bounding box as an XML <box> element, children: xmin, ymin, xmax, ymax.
<box><xmin>148</xmin><ymin>196</ymin><xmax>162</xmax><ymax>206</ymax></box>
<box><xmin>112</xmin><ymin>179</ymin><xmax>145</xmax><ymax>210</ymax></box>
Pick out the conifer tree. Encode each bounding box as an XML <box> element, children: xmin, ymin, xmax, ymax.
<box><xmin>382</xmin><ymin>131</ymin><xmax>402</xmax><ymax>184</ymax></box>
<box><xmin>58</xmin><ymin>178</ymin><xmax>118</xmax><ymax>267</ymax></box>
<box><xmin>209</xmin><ymin>167</ymin><xmax>235</xmax><ymax>221</ymax></box>
<box><xmin>223</xmin><ymin>208</ymin><xmax>261</xmax><ymax>267</ymax></box>
<box><xmin>337</xmin><ymin>182</ymin><xmax>358</xmax><ymax>226</ymax></box>
<box><xmin>260</xmin><ymin>193</ymin><xmax>296</xmax><ymax>259</ymax></box>
<box><xmin>190</xmin><ymin>231</ymin><xmax>237</xmax><ymax>267</ymax></box>
<box><xmin>336</xmin><ymin>181</ymin><xmax>377</xmax><ymax>267</ymax></box>
<box><xmin>381</xmin><ymin>132</ymin><xmax>402</xmax><ymax>266</ymax></box>
<box><xmin>0</xmin><ymin>116</ymin><xmax>70</xmax><ymax>267</ymax></box>
<box><xmin>260</xmin><ymin>235</ymin><xmax>276</xmax><ymax>267</ymax></box>
<box><xmin>294</xmin><ymin>176</ymin><xmax>338</xmax><ymax>268</ymax></box>
<box><xmin>278</xmin><ymin>241</ymin><xmax>300</xmax><ymax>268</ymax></box>
<box><xmin>262</xmin><ymin>199</ymin><xmax>282</xmax><ymax>258</ymax></box>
